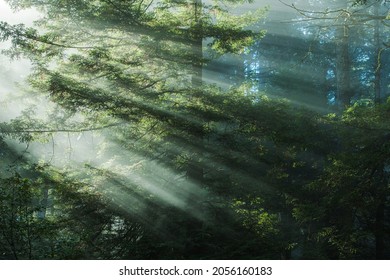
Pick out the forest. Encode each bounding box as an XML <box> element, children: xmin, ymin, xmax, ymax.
<box><xmin>0</xmin><ymin>0</ymin><xmax>389</xmax><ymax>260</ymax></box>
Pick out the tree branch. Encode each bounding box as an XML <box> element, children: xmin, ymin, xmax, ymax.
<box><xmin>0</xmin><ymin>122</ymin><xmax>125</xmax><ymax>135</ymax></box>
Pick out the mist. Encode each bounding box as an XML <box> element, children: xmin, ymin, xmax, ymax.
<box><xmin>1</xmin><ymin>0</ymin><xmax>389</xmax><ymax>260</ymax></box>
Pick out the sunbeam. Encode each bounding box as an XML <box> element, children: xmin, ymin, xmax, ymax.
<box><xmin>1</xmin><ymin>0</ymin><xmax>389</xmax><ymax>261</ymax></box>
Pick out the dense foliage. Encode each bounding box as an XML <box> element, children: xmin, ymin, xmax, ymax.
<box><xmin>0</xmin><ymin>0</ymin><xmax>389</xmax><ymax>259</ymax></box>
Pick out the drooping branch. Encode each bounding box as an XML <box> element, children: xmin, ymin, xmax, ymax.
<box><xmin>279</xmin><ymin>0</ymin><xmax>389</xmax><ymax>23</ymax></box>
<box><xmin>0</xmin><ymin>122</ymin><xmax>125</xmax><ymax>135</ymax></box>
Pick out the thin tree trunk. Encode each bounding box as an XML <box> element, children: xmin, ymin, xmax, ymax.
<box><xmin>335</xmin><ymin>22</ymin><xmax>351</xmax><ymax>108</ymax></box>
<box><xmin>192</xmin><ymin>0</ymin><xmax>203</xmax><ymax>89</ymax></box>
<box><xmin>187</xmin><ymin>0</ymin><xmax>204</xmax><ymax>184</ymax></box>
<box><xmin>374</xmin><ymin>2</ymin><xmax>382</xmax><ymax>104</ymax></box>
<box><xmin>182</xmin><ymin>0</ymin><xmax>206</xmax><ymax>257</ymax></box>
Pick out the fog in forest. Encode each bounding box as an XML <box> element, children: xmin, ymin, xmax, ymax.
<box><xmin>0</xmin><ymin>0</ymin><xmax>389</xmax><ymax>260</ymax></box>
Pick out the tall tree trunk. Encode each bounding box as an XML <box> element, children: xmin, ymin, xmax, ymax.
<box><xmin>373</xmin><ymin>3</ymin><xmax>385</xmax><ymax>258</ymax></box>
<box><xmin>335</xmin><ymin>21</ymin><xmax>351</xmax><ymax>108</ymax></box>
<box><xmin>191</xmin><ymin>0</ymin><xmax>203</xmax><ymax>89</ymax></box>
<box><xmin>182</xmin><ymin>0</ymin><xmax>206</xmax><ymax>258</ymax></box>
<box><xmin>187</xmin><ymin>0</ymin><xmax>204</xmax><ymax>184</ymax></box>
<box><xmin>374</xmin><ymin>2</ymin><xmax>382</xmax><ymax>104</ymax></box>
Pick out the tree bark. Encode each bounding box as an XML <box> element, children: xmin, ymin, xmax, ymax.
<box><xmin>335</xmin><ymin>22</ymin><xmax>351</xmax><ymax>107</ymax></box>
<box><xmin>374</xmin><ymin>2</ymin><xmax>382</xmax><ymax>104</ymax></box>
<box><xmin>187</xmin><ymin>0</ymin><xmax>204</xmax><ymax>185</ymax></box>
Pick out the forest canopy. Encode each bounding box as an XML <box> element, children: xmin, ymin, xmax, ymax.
<box><xmin>0</xmin><ymin>0</ymin><xmax>389</xmax><ymax>259</ymax></box>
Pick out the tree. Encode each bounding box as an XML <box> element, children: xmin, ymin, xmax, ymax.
<box><xmin>1</xmin><ymin>0</ymin><xmax>280</xmax><ymax>259</ymax></box>
<box><xmin>1</xmin><ymin>0</ymin><xmax>389</xmax><ymax>260</ymax></box>
<box><xmin>279</xmin><ymin>0</ymin><xmax>390</xmax><ymax>107</ymax></box>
